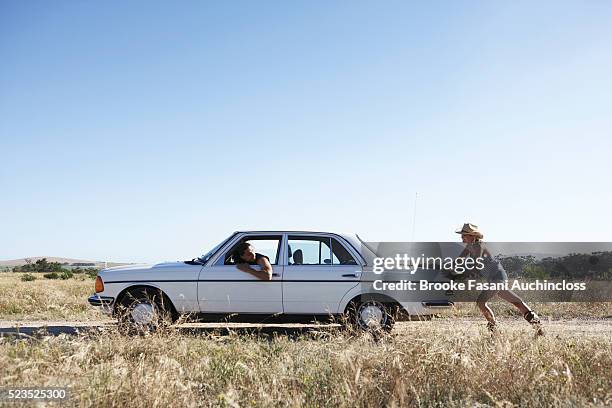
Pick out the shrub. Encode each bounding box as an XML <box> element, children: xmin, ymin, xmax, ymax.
<box><xmin>13</xmin><ymin>258</ymin><xmax>66</xmax><ymax>273</ymax></box>
<box><xmin>60</xmin><ymin>270</ymin><xmax>74</xmax><ymax>280</ymax></box>
<box><xmin>43</xmin><ymin>272</ymin><xmax>60</xmax><ymax>280</ymax></box>
<box><xmin>21</xmin><ymin>273</ymin><xmax>37</xmax><ymax>282</ymax></box>
<box><xmin>72</xmin><ymin>267</ymin><xmax>98</xmax><ymax>278</ymax></box>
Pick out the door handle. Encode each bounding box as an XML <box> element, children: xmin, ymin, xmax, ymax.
<box><xmin>342</xmin><ymin>273</ymin><xmax>358</xmax><ymax>278</ymax></box>
<box><xmin>272</xmin><ymin>273</ymin><xmax>280</xmax><ymax>277</ymax></box>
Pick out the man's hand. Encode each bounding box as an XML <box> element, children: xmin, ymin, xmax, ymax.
<box><xmin>236</xmin><ymin>263</ymin><xmax>251</xmax><ymax>273</ymax></box>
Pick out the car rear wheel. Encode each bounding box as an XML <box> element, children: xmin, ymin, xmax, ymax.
<box><xmin>116</xmin><ymin>288</ymin><xmax>174</xmax><ymax>334</ymax></box>
<box><xmin>347</xmin><ymin>299</ymin><xmax>395</xmax><ymax>332</ymax></box>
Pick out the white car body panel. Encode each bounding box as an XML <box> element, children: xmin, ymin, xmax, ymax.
<box><xmin>282</xmin><ymin>264</ymin><xmax>360</xmax><ymax>314</ymax></box>
<box><xmin>197</xmin><ymin>265</ymin><xmax>283</xmax><ymax>313</ymax></box>
<box><xmin>98</xmin><ymin>262</ymin><xmax>201</xmax><ymax>313</ymax></box>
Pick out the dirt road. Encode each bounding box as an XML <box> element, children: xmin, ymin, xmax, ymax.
<box><xmin>0</xmin><ymin>317</ymin><xmax>609</xmax><ymax>338</ymax></box>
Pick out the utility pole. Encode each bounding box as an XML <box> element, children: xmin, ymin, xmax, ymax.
<box><xmin>411</xmin><ymin>192</ymin><xmax>418</xmax><ymax>241</ymax></box>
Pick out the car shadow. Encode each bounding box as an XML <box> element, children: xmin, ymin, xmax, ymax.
<box><xmin>175</xmin><ymin>324</ymin><xmax>344</xmax><ymax>340</ymax></box>
<box><xmin>0</xmin><ymin>323</ymin><xmax>344</xmax><ymax>340</ymax></box>
<box><xmin>0</xmin><ymin>324</ymin><xmax>113</xmax><ymax>338</ymax></box>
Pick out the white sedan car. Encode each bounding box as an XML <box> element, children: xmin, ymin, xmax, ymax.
<box><xmin>89</xmin><ymin>231</ymin><xmax>451</xmax><ymax>332</ymax></box>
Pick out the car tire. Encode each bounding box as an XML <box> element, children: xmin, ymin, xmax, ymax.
<box><xmin>116</xmin><ymin>288</ymin><xmax>174</xmax><ymax>335</ymax></box>
<box><xmin>346</xmin><ymin>299</ymin><xmax>395</xmax><ymax>333</ymax></box>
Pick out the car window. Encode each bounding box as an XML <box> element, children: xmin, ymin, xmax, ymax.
<box><xmin>288</xmin><ymin>236</ymin><xmax>332</xmax><ymax>265</ymax></box>
<box><xmin>221</xmin><ymin>235</ymin><xmax>282</xmax><ymax>265</ymax></box>
<box><xmin>331</xmin><ymin>237</ymin><xmax>358</xmax><ymax>265</ymax></box>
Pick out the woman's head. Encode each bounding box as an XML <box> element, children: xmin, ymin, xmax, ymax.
<box><xmin>456</xmin><ymin>223</ymin><xmax>484</xmax><ymax>243</ymax></box>
<box><xmin>461</xmin><ymin>233</ymin><xmax>478</xmax><ymax>244</ymax></box>
<box><xmin>233</xmin><ymin>242</ymin><xmax>256</xmax><ymax>263</ymax></box>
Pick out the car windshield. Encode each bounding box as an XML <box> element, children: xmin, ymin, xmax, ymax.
<box><xmin>197</xmin><ymin>234</ymin><xmax>235</xmax><ymax>264</ymax></box>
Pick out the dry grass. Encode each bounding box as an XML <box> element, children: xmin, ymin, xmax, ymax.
<box><xmin>0</xmin><ymin>273</ymin><xmax>101</xmax><ymax>321</ymax></box>
<box><xmin>1</xmin><ymin>273</ymin><xmax>611</xmax><ymax>406</ymax></box>
<box><xmin>0</xmin><ymin>321</ymin><xmax>610</xmax><ymax>407</ymax></box>
<box><xmin>443</xmin><ymin>301</ymin><xmax>612</xmax><ymax>320</ymax></box>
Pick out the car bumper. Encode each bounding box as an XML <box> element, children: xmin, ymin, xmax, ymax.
<box><xmin>88</xmin><ymin>294</ymin><xmax>115</xmax><ymax>314</ymax></box>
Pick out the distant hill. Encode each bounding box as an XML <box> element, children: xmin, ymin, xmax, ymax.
<box><xmin>0</xmin><ymin>257</ymin><xmax>130</xmax><ymax>268</ymax></box>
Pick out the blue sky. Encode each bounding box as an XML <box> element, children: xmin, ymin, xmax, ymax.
<box><xmin>1</xmin><ymin>1</ymin><xmax>611</xmax><ymax>263</ymax></box>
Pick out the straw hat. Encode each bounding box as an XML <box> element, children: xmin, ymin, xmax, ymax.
<box><xmin>455</xmin><ymin>223</ymin><xmax>484</xmax><ymax>239</ymax></box>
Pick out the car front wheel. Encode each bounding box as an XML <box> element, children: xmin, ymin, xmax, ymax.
<box><xmin>116</xmin><ymin>288</ymin><xmax>174</xmax><ymax>334</ymax></box>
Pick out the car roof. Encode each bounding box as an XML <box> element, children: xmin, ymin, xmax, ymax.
<box><xmin>234</xmin><ymin>230</ymin><xmax>359</xmax><ymax>241</ymax></box>
<box><xmin>236</xmin><ymin>230</ymin><xmax>352</xmax><ymax>235</ymax></box>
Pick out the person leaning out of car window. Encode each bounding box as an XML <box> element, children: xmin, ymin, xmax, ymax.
<box><xmin>232</xmin><ymin>242</ymin><xmax>273</xmax><ymax>280</ymax></box>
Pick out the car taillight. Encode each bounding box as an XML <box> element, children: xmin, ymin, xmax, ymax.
<box><xmin>95</xmin><ymin>276</ymin><xmax>104</xmax><ymax>293</ymax></box>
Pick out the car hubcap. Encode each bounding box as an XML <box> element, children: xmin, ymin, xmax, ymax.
<box><xmin>131</xmin><ymin>302</ymin><xmax>155</xmax><ymax>325</ymax></box>
<box><xmin>358</xmin><ymin>302</ymin><xmax>386</xmax><ymax>328</ymax></box>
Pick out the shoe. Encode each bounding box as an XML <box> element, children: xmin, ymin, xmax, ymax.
<box><xmin>486</xmin><ymin>321</ymin><xmax>497</xmax><ymax>333</ymax></box>
<box><xmin>524</xmin><ymin>311</ymin><xmax>545</xmax><ymax>336</ymax></box>
<box><xmin>523</xmin><ymin>310</ymin><xmax>540</xmax><ymax>324</ymax></box>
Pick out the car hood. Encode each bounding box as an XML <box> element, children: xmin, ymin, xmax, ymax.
<box><xmin>100</xmin><ymin>261</ymin><xmax>190</xmax><ymax>274</ymax></box>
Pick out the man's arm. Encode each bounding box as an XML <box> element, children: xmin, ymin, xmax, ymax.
<box><xmin>236</xmin><ymin>257</ymin><xmax>273</xmax><ymax>280</ymax></box>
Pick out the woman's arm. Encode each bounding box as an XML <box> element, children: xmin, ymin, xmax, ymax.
<box><xmin>458</xmin><ymin>247</ymin><xmax>469</xmax><ymax>258</ymax></box>
<box><xmin>482</xmin><ymin>246</ymin><xmax>492</xmax><ymax>260</ymax></box>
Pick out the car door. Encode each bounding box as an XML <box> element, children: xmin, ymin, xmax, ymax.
<box><xmin>282</xmin><ymin>234</ymin><xmax>362</xmax><ymax>315</ymax></box>
<box><xmin>197</xmin><ymin>234</ymin><xmax>284</xmax><ymax>314</ymax></box>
